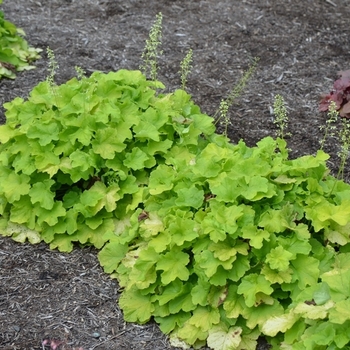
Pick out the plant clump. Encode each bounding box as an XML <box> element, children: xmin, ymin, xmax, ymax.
<box><xmin>98</xmin><ymin>134</ymin><xmax>350</xmax><ymax>350</ymax></box>
<box><xmin>0</xmin><ymin>68</ymin><xmax>216</xmax><ymax>252</ymax></box>
<box><xmin>0</xmin><ymin>0</ymin><xmax>41</xmax><ymax>79</ymax></box>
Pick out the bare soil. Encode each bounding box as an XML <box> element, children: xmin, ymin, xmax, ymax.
<box><xmin>0</xmin><ymin>0</ymin><xmax>349</xmax><ymax>349</ymax></box>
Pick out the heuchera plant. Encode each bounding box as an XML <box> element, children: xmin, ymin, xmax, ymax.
<box><xmin>0</xmin><ymin>69</ymin><xmax>215</xmax><ymax>251</ymax></box>
<box><xmin>0</xmin><ymin>0</ymin><xmax>41</xmax><ymax>79</ymax></box>
<box><xmin>1</xmin><ymin>68</ymin><xmax>350</xmax><ymax>349</ymax></box>
<box><xmin>319</xmin><ymin>70</ymin><xmax>350</xmax><ymax>118</ymax></box>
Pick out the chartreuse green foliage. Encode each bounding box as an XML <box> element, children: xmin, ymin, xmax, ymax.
<box><xmin>98</xmin><ymin>134</ymin><xmax>350</xmax><ymax>349</ymax></box>
<box><xmin>1</xmin><ymin>69</ymin><xmax>350</xmax><ymax>349</ymax></box>
<box><xmin>0</xmin><ymin>0</ymin><xmax>41</xmax><ymax>79</ymax></box>
<box><xmin>0</xmin><ymin>68</ymin><xmax>215</xmax><ymax>252</ymax></box>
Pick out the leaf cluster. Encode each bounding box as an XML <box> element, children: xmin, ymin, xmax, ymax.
<box><xmin>0</xmin><ymin>69</ymin><xmax>215</xmax><ymax>252</ymax></box>
<box><xmin>0</xmin><ymin>0</ymin><xmax>41</xmax><ymax>79</ymax></box>
<box><xmin>1</xmin><ymin>66</ymin><xmax>350</xmax><ymax>349</ymax></box>
<box><xmin>97</xmin><ymin>133</ymin><xmax>350</xmax><ymax>349</ymax></box>
<box><xmin>319</xmin><ymin>69</ymin><xmax>350</xmax><ymax>118</ymax></box>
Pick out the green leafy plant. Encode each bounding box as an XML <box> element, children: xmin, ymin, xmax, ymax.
<box><xmin>2</xmin><ymin>16</ymin><xmax>350</xmax><ymax>350</ymax></box>
<box><xmin>98</xmin><ymin>135</ymin><xmax>350</xmax><ymax>350</ymax></box>
<box><xmin>0</xmin><ymin>67</ymin><xmax>216</xmax><ymax>252</ymax></box>
<box><xmin>0</xmin><ymin>0</ymin><xmax>41</xmax><ymax>79</ymax></box>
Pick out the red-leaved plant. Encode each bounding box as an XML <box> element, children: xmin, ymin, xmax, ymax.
<box><xmin>319</xmin><ymin>70</ymin><xmax>350</xmax><ymax>117</ymax></box>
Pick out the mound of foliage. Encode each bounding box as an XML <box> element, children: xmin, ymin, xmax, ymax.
<box><xmin>0</xmin><ymin>0</ymin><xmax>41</xmax><ymax>79</ymax></box>
<box><xmin>1</xmin><ymin>68</ymin><xmax>350</xmax><ymax>350</ymax></box>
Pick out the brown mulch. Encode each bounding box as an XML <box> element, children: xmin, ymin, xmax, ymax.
<box><xmin>0</xmin><ymin>0</ymin><xmax>349</xmax><ymax>349</ymax></box>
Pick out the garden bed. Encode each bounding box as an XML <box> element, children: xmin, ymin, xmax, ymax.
<box><xmin>0</xmin><ymin>0</ymin><xmax>350</xmax><ymax>349</ymax></box>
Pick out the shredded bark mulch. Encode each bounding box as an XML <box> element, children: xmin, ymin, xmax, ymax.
<box><xmin>0</xmin><ymin>0</ymin><xmax>349</xmax><ymax>349</ymax></box>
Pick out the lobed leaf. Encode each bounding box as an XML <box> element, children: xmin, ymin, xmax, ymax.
<box><xmin>262</xmin><ymin>312</ymin><xmax>300</xmax><ymax>337</ymax></box>
<box><xmin>0</xmin><ymin>171</ymin><xmax>30</xmax><ymax>203</ymax></box>
<box><xmin>237</xmin><ymin>274</ymin><xmax>274</xmax><ymax>308</ymax></box>
<box><xmin>92</xmin><ymin>128</ymin><xmax>128</xmax><ymax>159</ymax></box>
<box><xmin>2</xmin><ymin>222</ymin><xmax>41</xmax><ymax>244</ymax></box>
<box><xmin>207</xmin><ymin>325</ymin><xmax>243</xmax><ymax>350</ymax></box>
<box><xmin>157</xmin><ymin>250</ymin><xmax>190</xmax><ymax>284</ymax></box>
<box><xmin>98</xmin><ymin>241</ymin><xmax>129</xmax><ymax>274</ymax></box>
<box><xmin>290</xmin><ymin>255</ymin><xmax>320</xmax><ymax>290</ymax></box>
<box><xmin>29</xmin><ymin>179</ymin><xmax>55</xmax><ymax>210</ymax></box>
<box><xmin>119</xmin><ymin>286</ymin><xmax>155</xmax><ymax>324</ymax></box>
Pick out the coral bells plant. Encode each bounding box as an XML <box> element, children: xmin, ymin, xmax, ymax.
<box><xmin>319</xmin><ymin>70</ymin><xmax>350</xmax><ymax>118</ymax></box>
